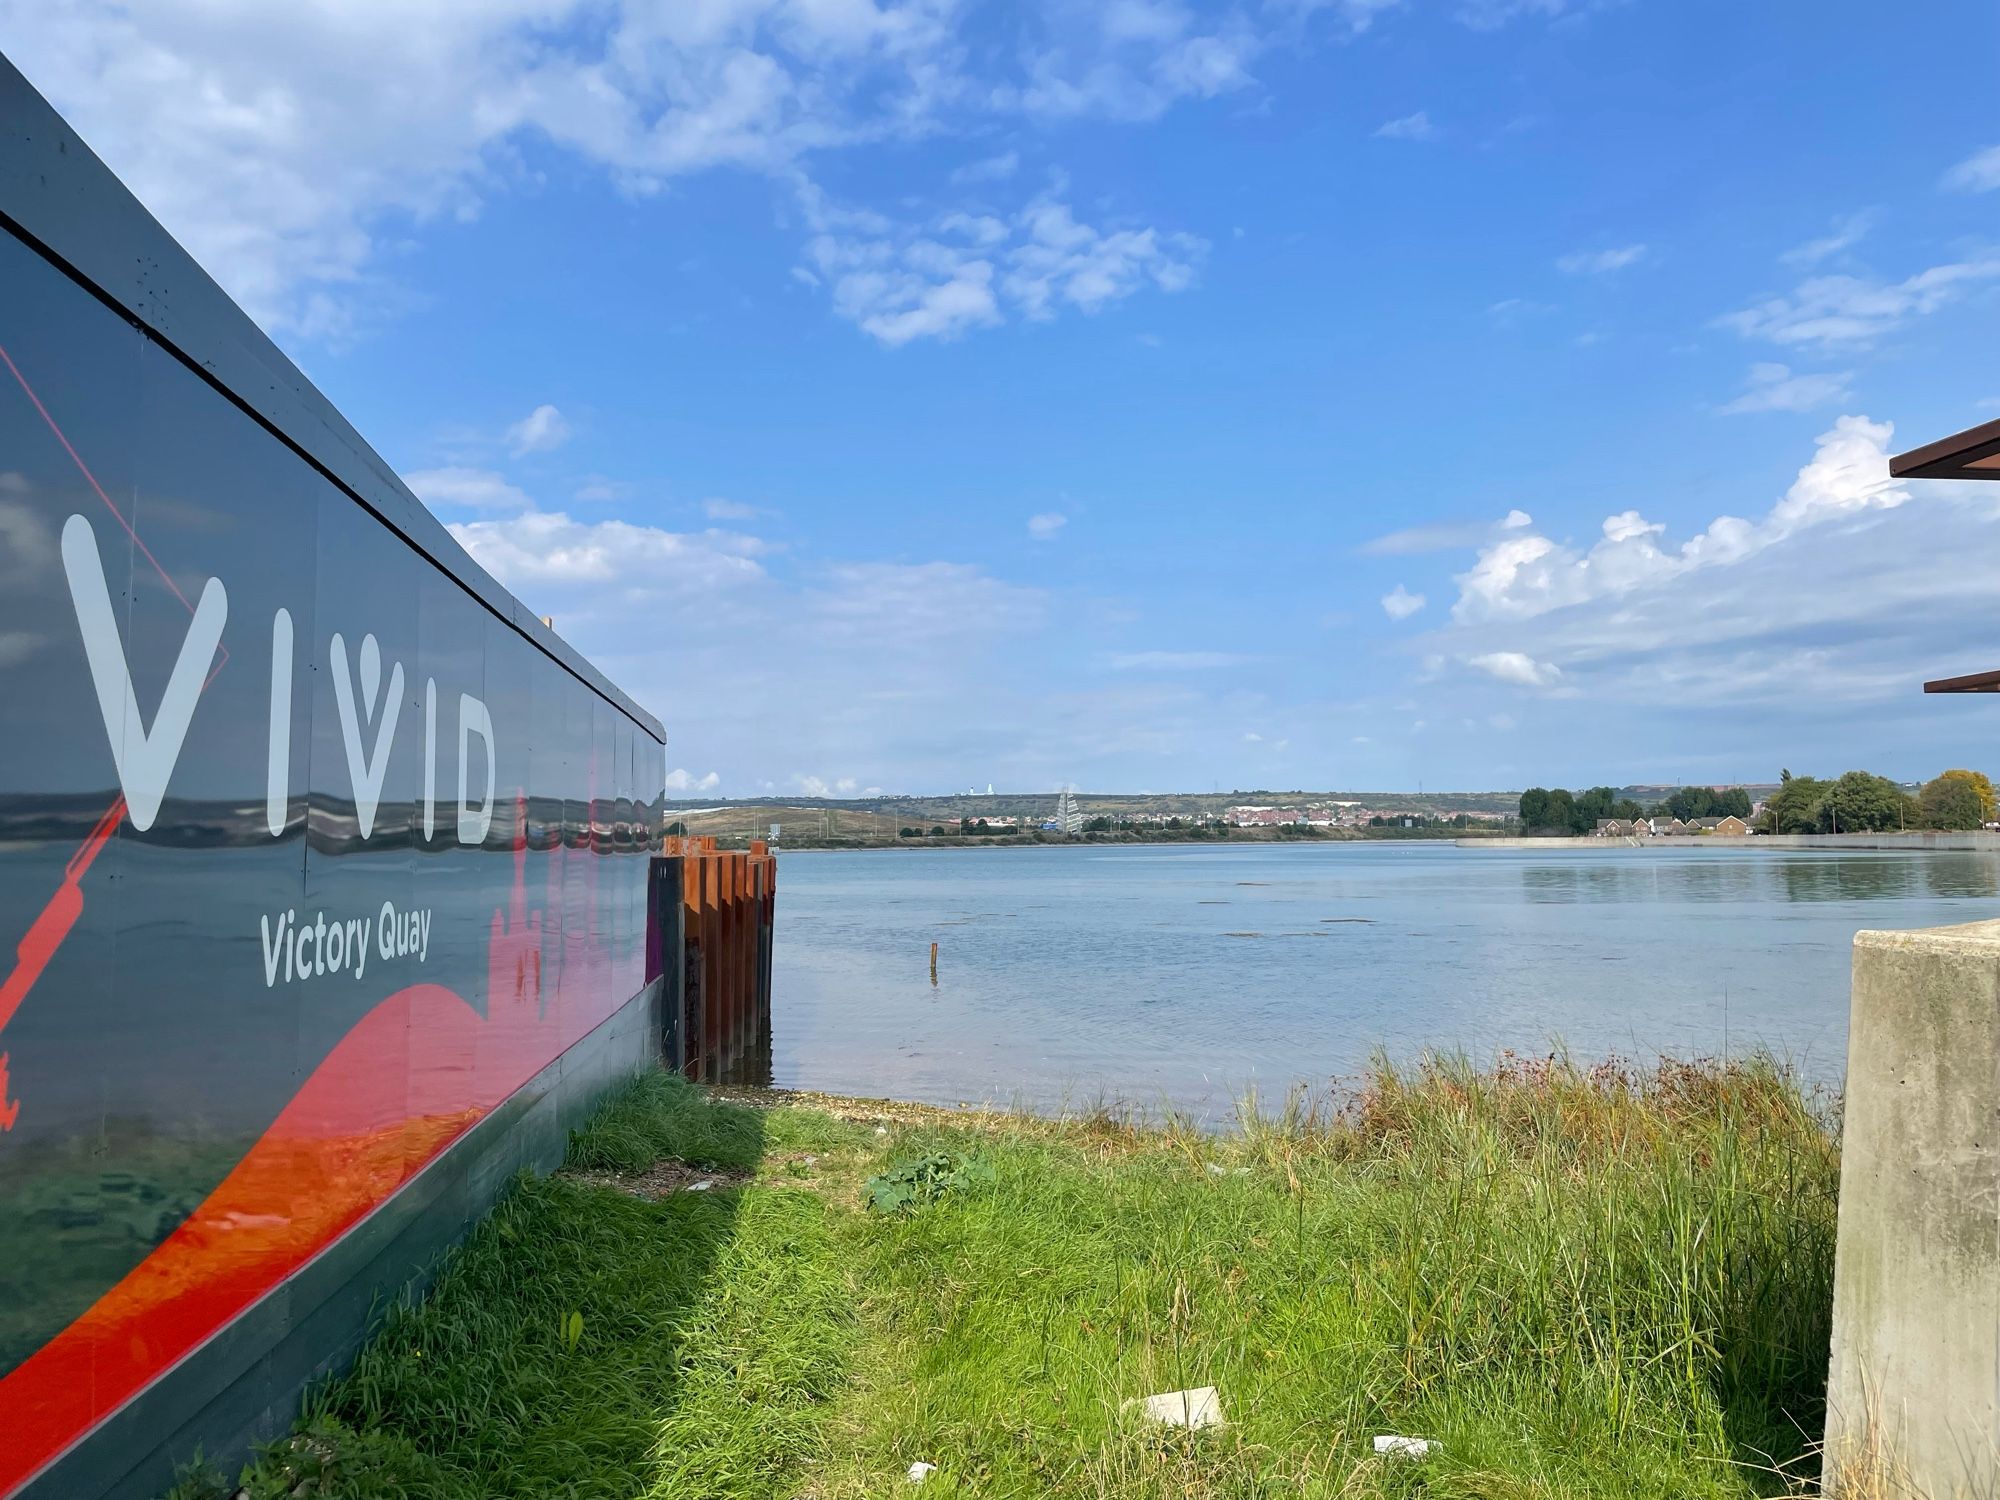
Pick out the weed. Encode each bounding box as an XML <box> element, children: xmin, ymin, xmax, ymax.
<box><xmin>863</xmin><ymin>1149</ymin><xmax>997</xmax><ymax>1214</ymax></box>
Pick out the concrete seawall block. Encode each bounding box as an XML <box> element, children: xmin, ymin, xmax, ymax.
<box><xmin>1826</xmin><ymin>919</ymin><xmax>2000</xmax><ymax>1497</ymax></box>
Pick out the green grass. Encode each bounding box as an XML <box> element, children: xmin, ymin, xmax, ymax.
<box><xmin>185</xmin><ymin>1054</ymin><xmax>1840</xmax><ymax>1499</ymax></box>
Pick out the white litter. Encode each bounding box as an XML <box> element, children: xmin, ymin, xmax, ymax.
<box><xmin>906</xmin><ymin>1460</ymin><xmax>938</xmax><ymax>1483</ymax></box>
<box><xmin>875</xmin><ymin>1126</ymin><xmax>890</xmax><ymax>1137</ymax></box>
<box><xmin>1373</xmin><ymin>1434</ymin><xmax>1436</xmax><ymax>1459</ymax></box>
<box><xmin>686</xmin><ymin>1180</ymin><xmax>713</xmax><ymax>1193</ymax></box>
<box><xmin>1124</xmin><ymin>1386</ymin><xmax>1225</xmax><ymax>1430</ymax></box>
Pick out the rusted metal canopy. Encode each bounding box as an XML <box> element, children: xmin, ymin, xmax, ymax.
<box><xmin>1926</xmin><ymin>668</ymin><xmax>2000</xmax><ymax>695</ymax></box>
<box><xmin>1892</xmin><ymin>417</ymin><xmax>2000</xmax><ymax>481</ymax></box>
<box><xmin>1903</xmin><ymin>420</ymin><xmax>2000</xmax><ymax>691</ymax></box>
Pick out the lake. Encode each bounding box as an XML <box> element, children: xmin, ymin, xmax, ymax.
<box><xmin>768</xmin><ymin>840</ymin><xmax>2000</xmax><ymax>1118</ymax></box>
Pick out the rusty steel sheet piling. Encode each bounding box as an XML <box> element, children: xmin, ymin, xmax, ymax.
<box><xmin>657</xmin><ymin>837</ymin><xmax>776</xmax><ymax>1083</ymax></box>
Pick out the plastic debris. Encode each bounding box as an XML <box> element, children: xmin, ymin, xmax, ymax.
<box><xmin>875</xmin><ymin>1126</ymin><xmax>890</xmax><ymax>1137</ymax></box>
<box><xmin>1373</xmin><ymin>1434</ymin><xmax>1436</xmax><ymax>1459</ymax></box>
<box><xmin>1124</xmin><ymin>1386</ymin><xmax>1225</xmax><ymax>1430</ymax></box>
<box><xmin>686</xmin><ymin>1180</ymin><xmax>713</xmax><ymax>1193</ymax></box>
<box><xmin>907</xmin><ymin>1460</ymin><xmax>938</xmax><ymax>1484</ymax></box>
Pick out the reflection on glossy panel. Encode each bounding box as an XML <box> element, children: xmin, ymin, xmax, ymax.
<box><xmin>0</xmin><ymin>235</ymin><xmax>663</xmax><ymax>1496</ymax></box>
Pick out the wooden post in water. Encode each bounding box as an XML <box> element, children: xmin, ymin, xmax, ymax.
<box><xmin>930</xmin><ymin>941</ymin><xmax>939</xmax><ymax>986</ymax></box>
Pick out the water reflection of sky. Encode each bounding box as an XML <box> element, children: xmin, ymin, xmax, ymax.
<box><xmin>770</xmin><ymin>843</ymin><xmax>2000</xmax><ymax>1122</ymax></box>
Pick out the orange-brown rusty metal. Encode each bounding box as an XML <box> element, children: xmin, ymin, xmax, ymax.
<box><xmin>659</xmin><ymin>834</ymin><xmax>776</xmax><ymax>1082</ymax></box>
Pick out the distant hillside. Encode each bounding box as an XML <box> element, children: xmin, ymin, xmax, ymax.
<box><xmin>664</xmin><ymin>788</ymin><xmax>1529</xmax><ymax>847</ymax></box>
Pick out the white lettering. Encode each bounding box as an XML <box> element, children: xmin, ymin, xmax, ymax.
<box><xmin>331</xmin><ymin>632</ymin><xmax>404</xmax><ymax>839</ymax></box>
<box><xmin>260</xmin><ymin>910</ymin><xmax>288</xmax><ymax>988</ymax></box>
<box><xmin>266</xmin><ymin>608</ymin><xmax>292</xmax><ymax>837</ymax></box>
<box><xmin>60</xmin><ymin>513</ymin><xmax>227</xmax><ymax>832</ymax></box>
<box><xmin>262</xmin><ymin>903</ymin><xmax>423</xmax><ymax>987</ymax></box>
<box><xmin>457</xmin><ymin>693</ymin><xmax>494</xmax><ymax>846</ymax></box>
<box><xmin>423</xmin><ymin>677</ymin><xmax>437</xmax><ymax>841</ymax></box>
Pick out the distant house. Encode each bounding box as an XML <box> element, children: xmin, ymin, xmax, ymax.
<box><xmin>1698</xmin><ymin>814</ymin><xmax>1751</xmax><ymax>836</ymax></box>
<box><xmin>1595</xmin><ymin>818</ymin><xmax>1637</xmax><ymax>836</ymax></box>
<box><xmin>1648</xmin><ymin>817</ymin><xmax>1689</xmax><ymax>836</ymax></box>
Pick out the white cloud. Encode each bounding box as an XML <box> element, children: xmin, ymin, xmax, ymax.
<box><xmin>1105</xmin><ymin>650</ymin><xmax>1251</xmax><ymax>670</ymax></box>
<box><xmin>999</xmin><ymin>7</ymin><xmax>1263</xmax><ymax>124</ymax></box>
<box><xmin>1719</xmin><ymin>258</ymin><xmax>2000</xmax><ymax>349</ymax></box>
<box><xmin>442</xmin><ymin>478</ymin><xmax>1059</xmax><ymax>790</ymax></box>
<box><xmin>506</xmin><ymin>403</ymin><xmax>572</xmax><ymax>456</ymax></box>
<box><xmin>1456</xmin><ymin>0</ymin><xmax>1574</xmax><ymax>29</ymax></box>
<box><xmin>1557</xmin><ymin>244</ymin><xmax>1646</xmax><ymax>275</ymax></box>
<box><xmin>405</xmin><ymin>465</ymin><xmax>534</xmax><ymax>512</ymax></box>
<box><xmin>804</xmin><ymin>184</ymin><xmax>1205</xmax><ymax>344</ymax></box>
<box><xmin>1943</xmin><ymin>145</ymin><xmax>2000</xmax><ymax>194</ymax></box>
<box><xmin>0</xmin><ymin>1</ymin><xmax>980</xmax><ymax>337</ymax></box>
<box><xmin>664</xmin><ymin>768</ymin><xmax>722</xmax><ymax>793</ymax></box>
<box><xmin>1028</xmin><ymin>511</ymin><xmax>1068</xmax><ymax>540</ymax></box>
<box><xmin>1780</xmin><ymin>210</ymin><xmax>1876</xmax><ymax>268</ymax></box>
<box><xmin>449</xmin><ymin>509</ymin><xmax>768</xmax><ymax>590</ymax></box>
<box><xmin>2</xmin><ymin>0</ymin><xmax>1270</xmax><ymax>342</ymax></box>
<box><xmin>1469</xmin><ymin>651</ymin><xmax>1563</xmax><ymax>689</ymax></box>
<box><xmin>1362</xmin><ymin>509</ymin><xmax>1531</xmax><ymax>555</ymax></box>
<box><xmin>1404</xmin><ymin>416</ymin><xmax>2000</xmax><ymax>720</ymax></box>
<box><xmin>1380</xmin><ymin>584</ymin><xmax>1427</xmax><ymax>619</ymax></box>
<box><xmin>1487</xmin><ymin>297</ymin><xmax>1554</xmax><ymax>326</ymax></box>
<box><xmin>951</xmin><ymin>149</ymin><xmax>1019</xmax><ymax>184</ymax></box>
<box><xmin>1374</xmin><ymin>110</ymin><xmax>1435</xmax><ymax>141</ymax></box>
<box><xmin>703</xmin><ymin>497</ymin><xmax>767</xmax><ymax>521</ymax></box>
<box><xmin>792</xmin><ymin>773</ymin><xmax>860</xmax><ymax>797</ymax></box>
<box><xmin>1452</xmin><ymin>416</ymin><xmax>1907</xmax><ymax>624</ymax></box>
<box><xmin>1718</xmin><ymin>362</ymin><xmax>1854</xmax><ymax>416</ymax></box>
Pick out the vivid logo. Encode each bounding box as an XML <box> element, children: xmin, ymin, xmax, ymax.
<box><xmin>60</xmin><ymin>513</ymin><xmax>496</xmax><ymax>842</ymax></box>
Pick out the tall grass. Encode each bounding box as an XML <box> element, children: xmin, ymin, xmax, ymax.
<box><xmin>194</xmin><ymin>1054</ymin><xmax>1841</xmax><ymax>1499</ymax></box>
<box><xmin>838</xmin><ymin>1051</ymin><xmax>1839</xmax><ymax>1497</ymax></box>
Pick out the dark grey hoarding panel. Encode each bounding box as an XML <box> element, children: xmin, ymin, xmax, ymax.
<box><xmin>0</xmin><ymin>51</ymin><xmax>662</xmax><ymax>742</ymax></box>
<box><xmin>0</xmin><ymin>55</ymin><xmax>669</xmax><ymax>1500</ymax></box>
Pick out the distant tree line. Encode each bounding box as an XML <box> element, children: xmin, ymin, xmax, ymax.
<box><xmin>1516</xmin><ymin>769</ymin><xmax>1997</xmax><ymax>836</ymax></box>
<box><xmin>1519</xmin><ymin>787</ymin><xmax>1651</xmax><ymax>835</ymax></box>
<box><xmin>1758</xmin><ymin>768</ymin><xmax>1994</xmax><ymax>834</ymax></box>
<box><xmin>1518</xmin><ymin>785</ymin><xmax>1755</xmax><ymax>835</ymax></box>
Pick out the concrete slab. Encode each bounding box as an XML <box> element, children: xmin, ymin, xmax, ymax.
<box><xmin>1826</xmin><ymin>919</ymin><xmax>2000</xmax><ymax>1497</ymax></box>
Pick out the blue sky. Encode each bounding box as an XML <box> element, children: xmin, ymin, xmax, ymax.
<box><xmin>7</xmin><ymin>0</ymin><xmax>1999</xmax><ymax>797</ymax></box>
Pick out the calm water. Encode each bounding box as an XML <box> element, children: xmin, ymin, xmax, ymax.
<box><xmin>769</xmin><ymin>841</ymin><xmax>2000</xmax><ymax>1118</ymax></box>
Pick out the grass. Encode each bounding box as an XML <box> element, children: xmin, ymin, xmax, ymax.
<box><xmin>183</xmin><ymin>1052</ymin><xmax>1842</xmax><ymax>1499</ymax></box>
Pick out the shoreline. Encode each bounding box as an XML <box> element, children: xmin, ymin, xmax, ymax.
<box><xmin>1461</xmin><ymin>830</ymin><xmax>2000</xmax><ymax>851</ymax></box>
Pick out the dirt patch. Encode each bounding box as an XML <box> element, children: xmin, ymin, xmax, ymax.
<box><xmin>564</xmin><ymin>1159</ymin><xmax>752</xmax><ymax>1199</ymax></box>
<box><xmin>707</xmin><ymin>1083</ymin><xmax>1001</xmax><ymax>1128</ymax></box>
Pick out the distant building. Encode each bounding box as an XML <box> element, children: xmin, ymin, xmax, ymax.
<box><xmin>1697</xmin><ymin>815</ymin><xmax>1751</xmax><ymax>836</ymax></box>
<box><xmin>1056</xmin><ymin>787</ymin><xmax>1083</xmax><ymax>834</ymax></box>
